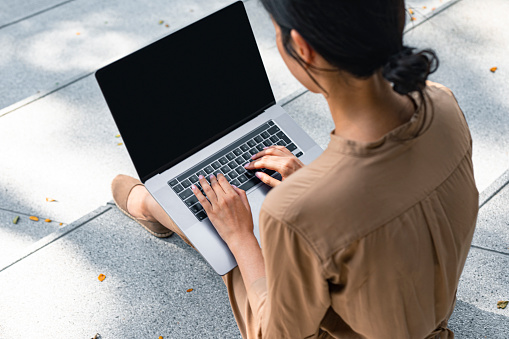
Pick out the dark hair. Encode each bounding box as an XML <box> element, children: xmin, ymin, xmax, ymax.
<box><xmin>259</xmin><ymin>0</ymin><xmax>439</xmax><ymax>97</ymax></box>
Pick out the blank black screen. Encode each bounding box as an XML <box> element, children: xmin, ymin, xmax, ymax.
<box><xmin>96</xmin><ymin>1</ymin><xmax>274</xmax><ymax>182</ymax></box>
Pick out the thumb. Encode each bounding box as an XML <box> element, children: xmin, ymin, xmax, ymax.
<box><xmin>232</xmin><ymin>185</ymin><xmax>251</xmax><ymax>211</ymax></box>
<box><xmin>255</xmin><ymin>171</ymin><xmax>281</xmax><ymax>188</ymax></box>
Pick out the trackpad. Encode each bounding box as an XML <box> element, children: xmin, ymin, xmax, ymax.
<box><xmin>247</xmin><ymin>183</ymin><xmax>271</xmax><ymax>246</ymax></box>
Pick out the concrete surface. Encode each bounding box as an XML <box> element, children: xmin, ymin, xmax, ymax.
<box><xmin>1</xmin><ymin>0</ymin><xmax>508</xmax><ymax>337</ymax></box>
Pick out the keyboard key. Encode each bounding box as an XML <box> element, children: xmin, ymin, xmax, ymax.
<box><xmin>240</xmin><ymin>144</ymin><xmax>249</xmax><ymax>152</ymax></box>
<box><xmin>296</xmin><ymin>152</ymin><xmax>303</xmax><ymax>158</ymax></box>
<box><xmin>179</xmin><ymin>189</ymin><xmax>193</xmax><ymax>200</ymax></box>
<box><xmin>254</xmin><ymin>135</ymin><xmax>263</xmax><ymax>143</ymax></box>
<box><xmin>261</xmin><ymin>131</ymin><xmax>270</xmax><ymax>139</ymax></box>
<box><xmin>277</xmin><ymin>140</ymin><xmax>287</xmax><ymax>147</ymax></box>
<box><xmin>169</xmin><ymin>179</ymin><xmax>178</xmax><ymax>187</ymax></box>
<box><xmin>268</xmin><ymin>120</ymin><xmax>275</xmax><ymax>126</ymax></box>
<box><xmin>185</xmin><ymin>195</ymin><xmax>198</xmax><ymax>206</ymax></box>
<box><xmin>211</xmin><ymin>161</ymin><xmax>221</xmax><ymax>170</ymax></box>
<box><xmin>236</xmin><ymin>167</ymin><xmax>246</xmax><ymax>175</ymax></box>
<box><xmin>221</xmin><ymin>165</ymin><xmax>231</xmax><ymax>174</ymax></box>
<box><xmin>256</xmin><ymin>144</ymin><xmax>265</xmax><ymax>151</ymax></box>
<box><xmin>247</xmin><ymin>140</ymin><xmax>256</xmax><ymax>147</ymax></box>
<box><xmin>238</xmin><ymin>174</ymin><xmax>248</xmax><ymax>183</ymax></box>
<box><xmin>270</xmin><ymin>136</ymin><xmax>279</xmax><ymax>143</ymax></box>
<box><xmin>196</xmin><ymin>211</ymin><xmax>207</xmax><ymax>221</ymax></box>
<box><xmin>263</xmin><ymin>140</ymin><xmax>272</xmax><ymax>147</ymax></box>
<box><xmin>226</xmin><ymin>153</ymin><xmax>235</xmax><ymax>161</ymax></box>
<box><xmin>277</xmin><ymin>132</ymin><xmax>291</xmax><ymax>144</ymax></box>
<box><xmin>231</xmin><ymin>179</ymin><xmax>240</xmax><ymax>186</ymax></box>
<box><xmin>245</xmin><ymin>170</ymin><xmax>256</xmax><ymax>178</ymax></box>
<box><xmin>228</xmin><ymin>161</ymin><xmax>237</xmax><ymax>170</ymax></box>
<box><xmin>268</xmin><ymin>126</ymin><xmax>280</xmax><ymax>135</ymax></box>
<box><xmin>181</xmin><ymin>179</ymin><xmax>192</xmax><ymax>188</ymax></box>
<box><xmin>249</xmin><ymin>148</ymin><xmax>258</xmax><ymax>155</ymax></box>
<box><xmin>190</xmin><ymin>204</ymin><xmax>201</xmax><ymax>213</ymax></box>
<box><xmin>286</xmin><ymin>143</ymin><xmax>297</xmax><ymax>152</ymax></box>
<box><xmin>173</xmin><ymin>184</ymin><xmax>184</xmax><ymax>193</ymax></box>
<box><xmin>229</xmin><ymin>171</ymin><xmax>239</xmax><ymax>178</ymax></box>
<box><xmin>239</xmin><ymin>177</ymin><xmax>262</xmax><ymax>191</ymax></box>
<box><xmin>235</xmin><ymin>157</ymin><xmax>244</xmax><ymax>165</ymax></box>
<box><xmin>233</xmin><ymin>148</ymin><xmax>242</xmax><ymax>156</ymax></box>
<box><xmin>196</xmin><ymin>170</ymin><xmax>206</xmax><ymax>178</ymax></box>
<box><xmin>242</xmin><ymin>153</ymin><xmax>251</xmax><ymax>160</ymax></box>
<box><xmin>189</xmin><ymin>174</ymin><xmax>199</xmax><ymax>183</ymax></box>
<box><xmin>265</xmin><ymin>169</ymin><xmax>276</xmax><ymax>176</ymax></box>
<box><xmin>204</xmin><ymin>166</ymin><xmax>213</xmax><ymax>174</ymax></box>
<box><xmin>219</xmin><ymin>157</ymin><xmax>228</xmax><ymax>165</ymax></box>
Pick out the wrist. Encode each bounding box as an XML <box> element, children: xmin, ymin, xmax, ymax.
<box><xmin>228</xmin><ymin>233</ymin><xmax>259</xmax><ymax>255</ymax></box>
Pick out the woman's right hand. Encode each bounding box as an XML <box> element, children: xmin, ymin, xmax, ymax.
<box><xmin>244</xmin><ymin>146</ymin><xmax>304</xmax><ymax>187</ymax></box>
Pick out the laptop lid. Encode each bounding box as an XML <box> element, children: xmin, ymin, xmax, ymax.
<box><xmin>95</xmin><ymin>1</ymin><xmax>275</xmax><ymax>183</ymax></box>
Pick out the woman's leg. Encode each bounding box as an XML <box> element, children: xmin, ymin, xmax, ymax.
<box><xmin>127</xmin><ymin>185</ymin><xmax>194</xmax><ymax>247</ymax></box>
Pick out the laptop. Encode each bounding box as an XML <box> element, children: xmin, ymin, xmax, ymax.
<box><xmin>95</xmin><ymin>1</ymin><xmax>323</xmax><ymax>275</ymax></box>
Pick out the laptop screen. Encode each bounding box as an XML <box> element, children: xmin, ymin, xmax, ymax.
<box><xmin>96</xmin><ymin>1</ymin><xmax>275</xmax><ymax>182</ymax></box>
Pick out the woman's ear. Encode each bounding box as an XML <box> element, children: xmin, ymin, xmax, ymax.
<box><xmin>290</xmin><ymin>29</ymin><xmax>314</xmax><ymax>66</ymax></box>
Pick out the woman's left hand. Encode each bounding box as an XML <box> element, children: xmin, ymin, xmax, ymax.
<box><xmin>191</xmin><ymin>173</ymin><xmax>254</xmax><ymax>245</ymax></box>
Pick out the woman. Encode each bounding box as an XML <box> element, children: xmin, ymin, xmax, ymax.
<box><xmin>112</xmin><ymin>0</ymin><xmax>479</xmax><ymax>337</ymax></box>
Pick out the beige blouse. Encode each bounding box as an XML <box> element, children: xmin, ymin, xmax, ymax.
<box><xmin>223</xmin><ymin>82</ymin><xmax>479</xmax><ymax>339</ymax></box>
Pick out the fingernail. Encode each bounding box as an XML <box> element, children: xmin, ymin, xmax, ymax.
<box><xmin>232</xmin><ymin>185</ymin><xmax>237</xmax><ymax>189</ymax></box>
<box><xmin>263</xmin><ymin>147</ymin><xmax>269</xmax><ymax>149</ymax></box>
<box><xmin>198</xmin><ymin>175</ymin><xmax>204</xmax><ymax>179</ymax></box>
<box><xmin>255</xmin><ymin>172</ymin><xmax>262</xmax><ymax>179</ymax></box>
<box><xmin>217</xmin><ymin>173</ymin><xmax>222</xmax><ymax>177</ymax></box>
<box><xmin>210</xmin><ymin>174</ymin><xmax>215</xmax><ymax>180</ymax></box>
<box><xmin>191</xmin><ymin>184</ymin><xmax>196</xmax><ymax>190</ymax></box>
<box><xmin>244</xmin><ymin>163</ymin><xmax>250</xmax><ymax>168</ymax></box>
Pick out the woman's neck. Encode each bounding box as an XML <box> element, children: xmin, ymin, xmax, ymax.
<box><xmin>325</xmin><ymin>72</ymin><xmax>415</xmax><ymax>143</ymax></box>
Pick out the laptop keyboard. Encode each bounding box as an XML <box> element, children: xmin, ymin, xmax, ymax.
<box><xmin>168</xmin><ymin>120</ymin><xmax>303</xmax><ymax>221</ymax></box>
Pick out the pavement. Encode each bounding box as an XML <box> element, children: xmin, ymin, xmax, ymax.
<box><xmin>0</xmin><ymin>0</ymin><xmax>508</xmax><ymax>338</ymax></box>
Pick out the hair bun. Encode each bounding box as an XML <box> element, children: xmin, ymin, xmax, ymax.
<box><xmin>383</xmin><ymin>47</ymin><xmax>439</xmax><ymax>95</ymax></box>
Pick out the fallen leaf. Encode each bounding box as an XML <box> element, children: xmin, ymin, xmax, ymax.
<box><xmin>165</xmin><ymin>24</ymin><xmax>169</xmax><ymax>28</ymax></box>
<box><xmin>159</xmin><ymin>337</ymin><xmax>163</xmax><ymax>339</ymax></box>
<box><xmin>29</xmin><ymin>216</ymin><xmax>39</xmax><ymax>221</ymax></box>
<box><xmin>159</xmin><ymin>20</ymin><xmax>164</xmax><ymax>25</ymax></box>
<box><xmin>59</xmin><ymin>223</ymin><xmax>63</xmax><ymax>226</ymax></box>
<box><xmin>186</xmin><ymin>288</ymin><xmax>193</xmax><ymax>292</ymax></box>
<box><xmin>497</xmin><ymin>301</ymin><xmax>508</xmax><ymax>309</ymax></box>
<box><xmin>409</xmin><ymin>9</ymin><xmax>414</xmax><ymax>14</ymax></box>
<box><xmin>46</xmin><ymin>197</ymin><xmax>56</xmax><ymax>202</ymax></box>
<box><xmin>490</xmin><ymin>67</ymin><xmax>498</xmax><ymax>73</ymax></box>
<box><xmin>76</xmin><ymin>32</ymin><xmax>81</xmax><ymax>35</ymax></box>
<box><xmin>13</xmin><ymin>216</ymin><xmax>19</xmax><ymax>224</ymax></box>
<box><xmin>117</xmin><ymin>143</ymin><xmax>123</xmax><ymax>146</ymax></box>
<box><xmin>411</xmin><ymin>16</ymin><xmax>417</xmax><ymax>21</ymax></box>
<box><xmin>115</xmin><ymin>134</ymin><xmax>121</xmax><ymax>138</ymax></box>
<box><xmin>45</xmin><ymin>218</ymin><xmax>52</xmax><ymax>223</ymax></box>
<box><xmin>423</xmin><ymin>6</ymin><xmax>427</xmax><ymax>9</ymax></box>
<box><xmin>98</xmin><ymin>274</ymin><xmax>106</xmax><ymax>282</ymax></box>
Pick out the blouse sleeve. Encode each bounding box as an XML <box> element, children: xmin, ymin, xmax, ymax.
<box><xmin>245</xmin><ymin>209</ymin><xmax>331</xmax><ymax>338</ymax></box>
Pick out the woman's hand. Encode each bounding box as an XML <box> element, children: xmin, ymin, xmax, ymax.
<box><xmin>191</xmin><ymin>173</ymin><xmax>254</xmax><ymax>245</ymax></box>
<box><xmin>244</xmin><ymin>146</ymin><xmax>305</xmax><ymax>187</ymax></box>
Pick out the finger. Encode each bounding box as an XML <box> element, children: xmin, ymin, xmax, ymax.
<box><xmin>250</xmin><ymin>147</ymin><xmax>284</xmax><ymax>161</ymax></box>
<box><xmin>232</xmin><ymin>185</ymin><xmax>251</xmax><ymax>211</ymax></box>
<box><xmin>191</xmin><ymin>184</ymin><xmax>212</xmax><ymax>211</ymax></box>
<box><xmin>209</xmin><ymin>174</ymin><xmax>225</xmax><ymax>195</ymax></box>
<box><xmin>245</xmin><ymin>156</ymin><xmax>282</xmax><ymax>173</ymax></box>
<box><xmin>217</xmin><ymin>173</ymin><xmax>236</xmax><ymax>194</ymax></box>
<box><xmin>255</xmin><ymin>171</ymin><xmax>281</xmax><ymax>188</ymax></box>
<box><xmin>199</xmin><ymin>175</ymin><xmax>217</xmax><ymax>204</ymax></box>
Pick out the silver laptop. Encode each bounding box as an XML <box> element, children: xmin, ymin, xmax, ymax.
<box><xmin>95</xmin><ymin>1</ymin><xmax>322</xmax><ymax>275</ymax></box>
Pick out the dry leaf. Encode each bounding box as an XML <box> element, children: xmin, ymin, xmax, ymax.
<box><xmin>46</xmin><ymin>197</ymin><xmax>56</xmax><ymax>202</ymax></box>
<box><xmin>29</xmin><ymin>216</ymin><xmax>39</xmax><ymax>221</ymax></box>
<box><xmin>186</xmin><ymin>288</ymin><xmax>193</xmax><ymax>292</ymax></box>
<box><xmin>159</xmin><ymin>20</ymin><xmax>164</xmax><ymax>25</ymax></box>
<box><xmin>117</xmin><ymin>143</ymin><xmax>123</xmax><ymax>146</ymax></box>
<box><xmin>59</xmin><ymin>223</ymin><xmax>63</xmax><ymax>226</ymax></box>
<box><xmin>490</xmin><ymin>67</ymin><xmax>498</xmax><ymax>73</ymax></box>
<box><xmin>165</xmin><ymin>24</ymin><xmax>169</xmax><ymax>28</ymax></box>
<box><xmin>159</xmin><ymin>337</ymin><xmax>163</xmax><ymax>339</ymax></box>
<box><xmin>115</xmin><ymin>134</ymin><xmax>121</xmax><ymax>138</ymax></box>
<box><xmin>76</xmin><ymin>32</ymin><xmax>81</xmax><ymax>35</ymax></box>
<box><xmin>409</xmin><ymin>9</ymin><xmax>414</xmax><ymax>14</ymax></box>
<box><xmin>98</xmin><ymin>274</ymin><xmax>106</xmax><ymax>282</ymax></box>
<box><xmin>411</xmin><ymin>16</ymin><xmax>417</xmax><ymax>21</ymax></box>
<box><xmin>45</xmin><ymin>218</ymin><xmax>52</xmax><ymax>223</ymax></box>
<box><xmin>423</xmin><ymin>6</ymin><xmax>427</xmax><ymax>9</ymax></box>
<box><xmin>13</xmin><ymin>216</ymin><xmax>19</xmax><ymax>224</ymax></box>
<box><xmin>497</xmin><ymin>301</ymin><xmax>508</xmax><ymax>309</ymax></box>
